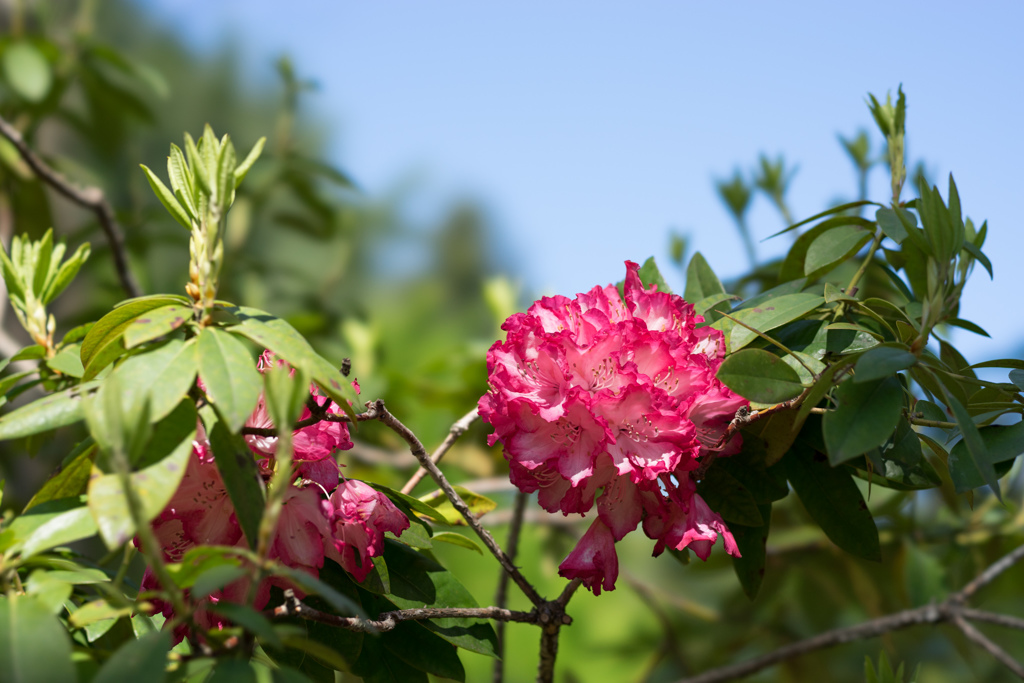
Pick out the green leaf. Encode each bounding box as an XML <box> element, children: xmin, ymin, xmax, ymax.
<box><xmin>716</xmin><ymin>348</ymin><xmax>804</xmax><ymax>404</ymax></box>
<box><xmin>962</xmin><ymin>241</ymin><xmax>993</xmax><ymax>279</ymax></box>
<box><xmin>430</xmin><ymin>531</ymin><xmax>483</xmax><ymax>554</ymax></box>
<box><xmin>2</xmin><ymin>42</ymin><xmax>52</xmax><ymax>102</ymax></box>
<box><xmin>207</xmin><ymin>659</ymin><xmax>257</xmax><ymax>683</ymax></box>
<box><xmin>637</xmin><ymin>256</ymin><xmax>672</xmax><ymax>294</ymax></box>
<box><xmin>370</xmin><ymin>484</ymin><xmax>451</xmax><ymax>526</ymax></box>
<box><xmin>46</xmin><ymin>344</ymin><xmax>85</xmax><ymax>378</ymax></box>
<box><xmin>822</xmin><ymin>376</ymin><xmax>903</xmax><ymax>465</ymax></box>
<box><xmin>43</xmin><ymin>242</ymin><xmax>90</xmax><ymax>305</ymax></box>
<box><xmin>24</xmin><ymin>442</ymin><xmax>95</xmax><ymax>510</ymax></box>
<box><xmin>225</xmin><ymin>306</ymin><xmax>357</xmax><ymax>421</ymax></box>
<box><xmin>945</xmin><ymin>318</ymin><xmax>989</xmax><ymax>338</ymax></box>
<box><xmin>93</xmin><ymin>630</ymin><xmax>172</xmax><ymax>683</ymax></box>
<box><xmin>10</xmin><ymin>345</ymin><xmax>45</xmax><ymax>361</ymax></box>
<box><xmin>81</xmin><ymin>298</ymin><xmax>183</xmax><ymax>375</ymax></box>
<box><xmin>712</xmin><ymin>293</ymin><xmax>824</xmax><ymax>353</ymax></box>
<box><xmin>875</xmin><ymin>208</ymin><xmax>908</xmax><ymax>244</ymax></box>
<box><xmin>266</xmin><ymin>561</ymin><xmax>365</xmax><ymax>618</ymax></box>
<box><xmin>853</xmin><ymin>344</ymin><xmax>917</xmax><ymax>383</ymax></box>
<box><xmin>123</xmin><ymin>305</ymin><xmax>191</xmax><ymax>348</ymax></box>
<box><xmin>234</xmin><ymin>137</ymin><xmax>266</xmax><ymax>188</ymax></box>
<box><xmin>215</xmin><ymin>136</ymin><xmax>237</xmax><ymax>214</ymax></box>
<box><xmin>683</xmin><ymin>252</ymin><xmax>725</xmax><ymax>302</ymax></box>
<box><xmin>140</xmin><ymin>164</ymin><xmax>192</xmax><ymax>230</ymax></box>
<box><xmin>207</xmin><ymin>602</ymin><xmax>282</xmax><ymax>649</ymax></box>
<box><xmin>780</xmin><ymin>439</ymin><xmax>881</xmax><ymax>561</ymax></box>
<box><xmin>941</xmin><ymin>386</ymin><xmax>1000</xmax><ymax>500</ymax></box>
<box><xmin>198</xmin><ymin>327</ymin><xmax>261</xmax><ymax>432</ymax></box>
<box><xmin>730</xmin><ymin>503</ymin><xmax>771</xmax><ymax>600</ymax></box>
<box><xmin>0</xmin><ymin>595</ymin><xmax>76</xmax><ymax>682</ymax></box>
<box><xmin>204</xmin><ymin>405</ymin><xmax>264</xmax><ymax>549</ymax></box>
<box><xmin>417</xmin><ymin>486</ymin><xmax>496</xmax><ymax>526</ymax></box>
<box><xmin>692</xmin><ymin>292</ymin><xmax>739</xmax><ymax>316</ymax></box>
<box><xmin>114</xmin><ymin>338</ymin><xmax>198</xmax><ymax>424</ymax></box>
<box><xmin>948</xmin><ymin>422</ymin><xmax>1023</xmax><ymax>493</ymax></box>
<box><xmin>350</xmin><ymin>634</ymin><xmax>428</xmax><ymax>683</ymax></box>
<box><xmin>382</xmin><ymin>620</ymin><xmax>465</xmax><ymax>682</ymax></box>
<box><xmin>87</xmin><ymin>418</ymin><xmax>194</xmax><ymax>549</ymax></box>
<box><xmin>766</xmin><ymin>201</ymin><xmax>878</xmax><ymax>239</ymax></box>
<box><xmin>0</xmin><ymin>382</ymin><xmax>98</xmax><ymax>440</ymax></box>
<box><xmin>696</xmin><ymin>468</ymin><xmax>763</xmax><ymax>526</ymax></box>
<box><xmin>1010</xmin><ymin>369</ymin><xmax>1024</xmax><ymax>392</ymax></box>
<box><xmin>971</xmin><ymin>359</ymin><xmax>1024</xmax><ymax>371</ymax></box>
<box><xmin>20</xmin><ymin>505</ymin><xmax>97</xmax><ymax>558</ymax></box>
<box><xmin>804</xmin><ymin>225</ymin><xmax>872</xmax><ymax>276</ymax></box>
<box><xmin>382</xmin><ymin>541</ymin><xmax>498</xmax><ymax>656</ymax></box>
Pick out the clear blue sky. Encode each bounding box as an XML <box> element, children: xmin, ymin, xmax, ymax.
<box><xmin>137</xmin><ymin>0</ymin><xmax>1024</xmax><ymax>362</ymax></box>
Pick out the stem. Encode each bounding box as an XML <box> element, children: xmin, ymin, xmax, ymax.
<box><xmin>401</xmin><ymin>407</ymin><xmax>479</xmax><ymax>495</ymax></box>
<box><xmin>844</xmin><ymin>228</ymin><xmax>884</xmax><ymax>298</ymax></box>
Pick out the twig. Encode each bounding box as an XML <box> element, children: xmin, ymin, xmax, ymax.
<box><xmin>370</xmin><ymin>399</ymin><xmax>544</xmax><ymax>607</ymax></box>
<box><xmin>494</xmin><ymin>490</ymin><xmax>528</xmax><ymax>683</ymax></box>
<box><xmin>401</xmin><ymin>407</ymin><xmax>479</xmax><ymax>494</ymax></box>
<box><xmin>273</xmin><ymin>589</ymin><xmax>535</xmax><ymax>632</ymax></box>
<box><xmin>0</xmin><ymin>115</ymin><xmax>140</xmax><ymax>298</ymax></box>
<box><xmin>676</xmin><ymin>542</ymin><xmax>1024</xmax><ymax>683</ymax></box>
<box><xmin>953</xmin><ymin>616</ymin><xmax>1024</xmax><ymax>679</ymax></box>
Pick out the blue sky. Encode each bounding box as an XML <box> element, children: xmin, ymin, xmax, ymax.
<box><xmin>137</xmin><ymin>0</ymin><xmax>1024</xmax><ymax>362</ymax></box>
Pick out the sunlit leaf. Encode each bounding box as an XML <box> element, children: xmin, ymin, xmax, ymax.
<box><xmin>716</xmin><ymin>348</ymin><xmax>804</xmax><ymax>404</ymax></box>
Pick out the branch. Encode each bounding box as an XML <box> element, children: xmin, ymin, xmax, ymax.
<box><xmin>0</xmin><ymin>115</ymin><xmax>141</xmax><ymax>298</ymax></box>
<box><xmin>494</xmin><ymin>490</ymin><xmax>528</xmax><ymax>683</ymax></box>
<box><xmin>369</xmin><ymin>399</ymin><xmax>545</xmax><ymax>607</ymax></box>
<box><xmin>401</xmin><ymin>407</ymin><xmax>478</xmax><ymax>494</ymax></box>
<box><xmin>272</xmin><ymin>589</ymin><xmax>536</xmax><ymax>632</ymax></box>
<box><xmin>676</xmin><ymin>542</ymin><xmax>1024</xmax><ymax>683</ymax></box>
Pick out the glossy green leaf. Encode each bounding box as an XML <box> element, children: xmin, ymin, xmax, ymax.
<box><xmin>418</xmin><ymin>486</ymin><xmax>496</xmax><ymax>526</ymax></box>
<box><xmin>234</xmin><ymin>137</ymin><xmax>267</xmax><ymax>188</ymax></box>
<box><xmin>207</xmin><ymin>658</ymin><xmax>257</xmax><ymax>683</ymax></box>
<box><xmin>875</xmin><ymin>207</ymin><xmax>908</xmax><ymax>243</ymax></box>
<box><xmin>382</xmin><ymin>620</ymin><xmax>465</xmax><ymax>682</ymax></box>
<box><xmin>371</xmin><ymin>483</ymin><xmax>450</xmax><ymax>526</ymax></box>
<box><xmin>730</xmin><ymin>503</ymin><xmax>771</xmax><ymax>600</ymax></box>
<box><xmin>962</xmin><ymin>241</ymin><xmax>993</xmax><ymax>279</ymax></box>
<box><xmin>388</xmin><ymin>522</ymin><xmax>432</xmax><ymax>550</ymax></box>
<box><xmin>87</xmin><ymin>419</ymin><xmax>193</xmax><ymax>549</ymax></box>
<box><xmin>0</xmin><ymin>594</ymin><xmax>76</xmax><ymax>683</ymax></box>
<box><xmin>853</xmin><ymin>345</ymin><xmax>917</xmax><ymax>383</ymax></box>
<box><xmin>382</xmin><ymin>541</ymin><xmax>498</xmax><ymax>656</ymax></box>
<box><xmin>683</xmin><ymin>251</ymin><xmax>725</xmax><ymax>302</ymax></box>
<box><xmin>10</xmin><ymin>345</ymin><xmax>45</xmax><ymax>361</ymax></box>
<box><xmin>23</xmin><ymin>442</ymin><xmax>95</xmax><ymax>511</ymax></box>
<box><xmin>164</xmin><ymin>546</ymin><xmax>246</xmax><ymax>589</ymax></box>
<box><xmin>123</xmin><ymin>305</ymin><xmax>191</xmax><ymax>348</ymax></box>
<box><xmin>1010</xmin><ymin>369</ymin><xmax>1024</xmax><ymax>392</ymax></box>
<box><xmin>140</xmin><ymin>164</ymin><xmax>192</xmax><ymax>230</ymax></box>
<box><xmin>225</xmin><ymin>306</ymin><xmax>357</xmax><ymax>421</ymax></box>
<box><xmin>692</xmin><ymin>292</ymin><xmax>739</xmax><ymax>316</ymax></box>
<box><xmin>46</xmin><ymin>344</ymin><xmax>85</xmax><ymax>378</ymax></box>
<box><xmin>93</xmin><ymin>630</ymin><xmax>172</xmax><ymax>683</ymax></box>
<box><xmin>714</xmin><ymin>440</ymin><xmax>790</xmax><ymax>502</ymax></box>
<box><xmin>350</xmin><ymin>634</ymin><xmax>428</xmax><ymax>683</ymax></box>
<box><xmin>3</xmin><ymin>42</ymin><xmax>52</xmax><ymax>102</ymax></box>
<box><xmin>712</xmin><ymin>293</ymin><xmax>824</xmax><ymax>352</ymax></box>
<box><xmin>115</xmin><ymin>338</ymin><xmax>198</xmax><ymax>424</ymax></box>
<box><xmin>191</xmin><ymin>565</ymin><xmax>248</xmax><ymax>599</ymax></box>
<box><xmin>637</xmin><ymin>256</ymin><xmax>672</xmax><ymax>293</ymax></box>
<box><xmin>946</xmin><ymin>318</ymin><xmax>989</xmax><ymax>338</ymax></box>
<box><xmin>0</xmin><ymin>382</ymin><xmax>98</xmax><ymax>440</ymax></box>
<box><xmin>766</xmin><ymin>201</ymin><xmax>877</xmax><ymax>239</ymax></box>
<box><xmin>81</xmin><ymin>298</ymin><xmax>182</xmax><ymax>373</ymax></box>
<box><xmin>823</xmin><ymin>376</ymin><xmax>903</xmax><ymax>465</ymax></box>
<box><xmin>43</xmin><ymin>242</ymin><xmax>90</xmax><ymax>305</ymax></box>
<box><xmin>20</xmin><ymin>505</ymin><xmax>97</xmax><ymax>558</ymax></box>
<box><xmin>204</xmin><ymin>405</ymin><xmax>264</xmax><ymax>549</ymax></box>
<box><xmin>265</xmin><ymin>561</ymin><xmax>365</xmax><ymax>618</ymax></box>
<box><xmin>804</xmin><ymin>225</ymin><xmax>872</xmax><ymax>276</ymax></box>
<box><xmin>780</xmin><ymin>441</ymin><xmax>881</xmax><ymax>561</ymax></box>
<box><xmin>197</xmin><ymin>327</ymin><xmax>261</xmax><ymax>432</ymax></box>
<box><xmin>716</xmin><ymin>348</ymin><xmax>804</xmax><ymax>404</ymax></box>
<box><xmin>942</xmin><ymin>386</ymin><xmax>999</xmax><ymax>499</ymax></box>
<box><xmin>430</xmin><ymin>531</ymin><xmax>483</xmax><ymax>554</ymax></box>
<box><xmin>696</xmin><ymin>467</ymin><xmax>763</xmax><ymax>526</ymax></box>
<box><xmin>948</xmin><ymin>422</ymin><xmax>1024</xmax><ymax>493</ymax></box>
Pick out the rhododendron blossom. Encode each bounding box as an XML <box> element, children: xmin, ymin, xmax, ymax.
<box><xmin>139</xmin><ymin>351</ymin><xmax>408</xmax><ymax>642</ymax></box>
<box><xmin>480</xmin><ymin>261</ymin><xmax>748</xmax><ymax>595</ymax></box>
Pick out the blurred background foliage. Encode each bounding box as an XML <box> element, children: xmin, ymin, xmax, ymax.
<box><xmin>0</xmin><ymin>1</ymin><xmax>1021</xmax><ymax>681</ymax></box>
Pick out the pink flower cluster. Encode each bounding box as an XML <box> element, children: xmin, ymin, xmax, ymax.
<box><xmin>479</xmin><ymin>261</ymin><xmax>748</xmax><ymax>594</ymax></box>
<box><xmin>142</xmin><ymin>352</ymin><xmax>408</xmax><ymax>638</ymax></box>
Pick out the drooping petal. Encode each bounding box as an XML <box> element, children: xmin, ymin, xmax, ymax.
<box><xmin>558</xmin><ymin>518</ymin><xmax>619</xmax><ymax>595</ymax></box>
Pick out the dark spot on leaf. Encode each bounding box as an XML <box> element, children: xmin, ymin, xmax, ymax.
<box><xmin>136</xmin><ymin>318</ymin><xmax>152</xmax><ymax>324</ymax></box>
<box><xmin>858</xmin><ymin>500</ymin><xmax>868</xmax><ymax>511</ymax></box>
<box><xmin>166</xmin><ymin>462</ymin><xmax>180</xmax><ymax>472</ymax></box>
<box><xmin>812</xmin><ymin>452</ymin><xmax>827</xmax><ymax>463</ymax></box>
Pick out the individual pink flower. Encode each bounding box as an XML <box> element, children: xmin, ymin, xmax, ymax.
<box><xmin>322</xmin><ymin>479</ymin><xmax>410</xmax><ymax>582</ymax></box>
<box><xmin>480</xmin><ymin>261</ymin><xmax>747</xmax><ymax>594</ymax></box>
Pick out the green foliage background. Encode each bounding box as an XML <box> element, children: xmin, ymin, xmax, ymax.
<box><xmin>0</xmin><ymin>2</ymin><xmax>1022</xmax><ymax>682</ymax></box>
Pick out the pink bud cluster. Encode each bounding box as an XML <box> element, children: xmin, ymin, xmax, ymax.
<box><xmin>479</xmin><ymin>261</ymin><xmax>748</xmax><ymax>594</ymax></box>
<box><xmin>142</xmin><ymin>352</ymin><xmax>408</xmax><ymax>639</ymax></box>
